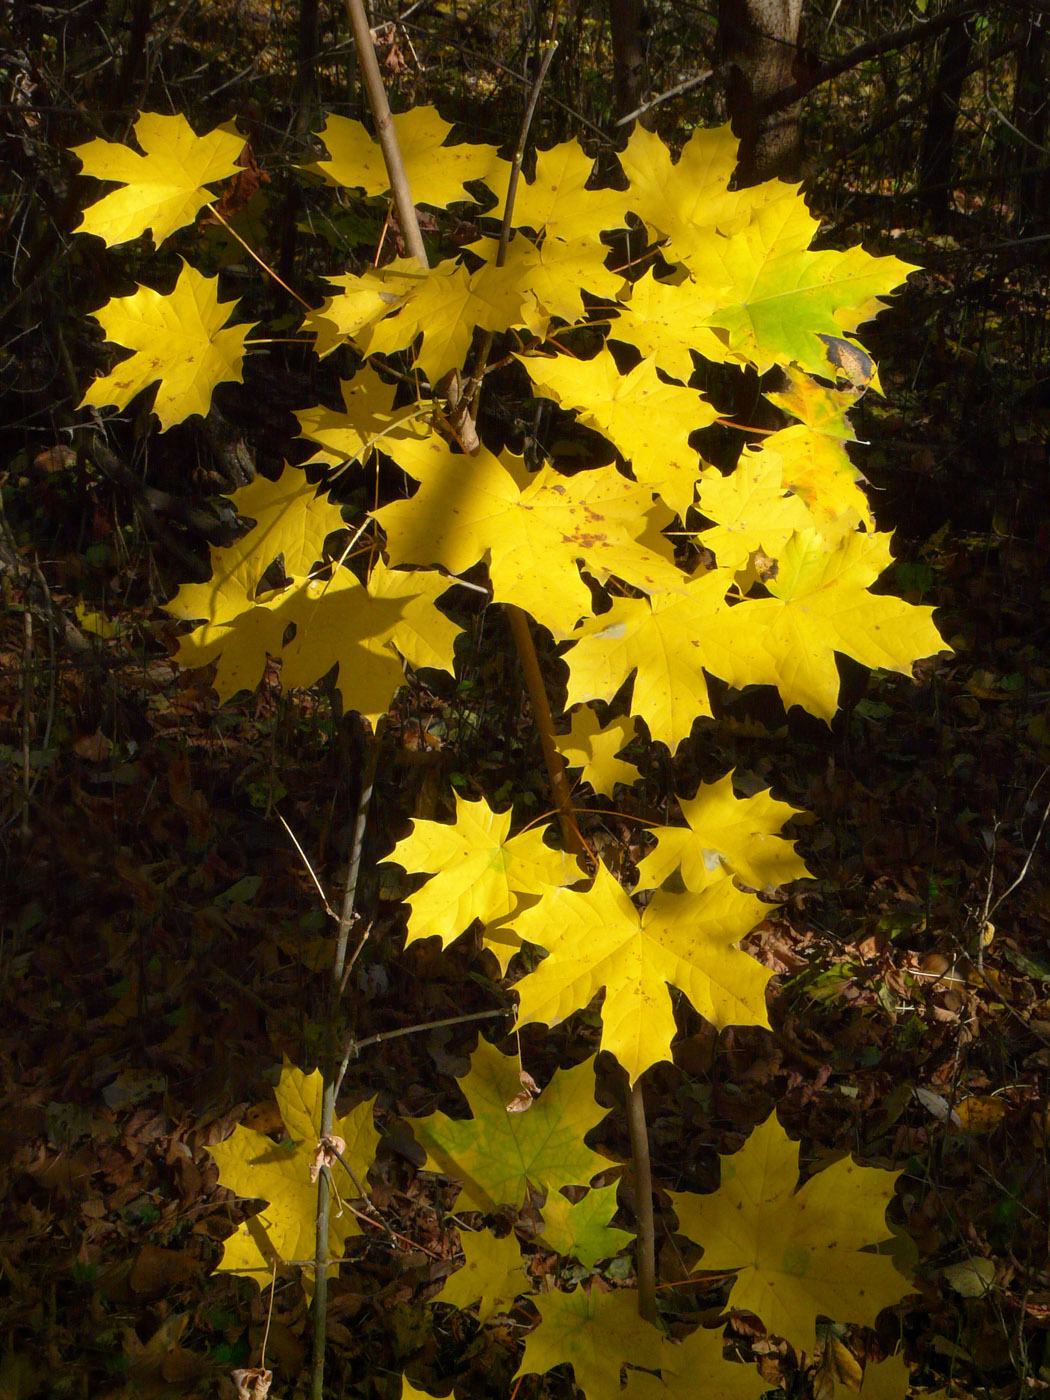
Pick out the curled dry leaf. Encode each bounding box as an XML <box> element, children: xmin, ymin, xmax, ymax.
<box><xmin>310</xmin><ymin>1133</ymin><xmax>347</xmax><ymax>1183</ymax></box>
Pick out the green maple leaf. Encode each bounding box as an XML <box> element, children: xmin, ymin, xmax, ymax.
<box><xmin>622</xmin><ymin>1323</ymin><xmax>769</xmax><ymax>1400</ymax></box>
<box><xmin>703</xmin><ymin>530</ymin><xmax>947</xmax><ymax>720</ymax></box>
<box><xmin>71</xmin><ymin>111</ymin><xmax>244</xmax><ymax>247</ymax></box>
<box><xmin>555</xmin><ymin>709</ymin><xmax>641</xmax><ymax>797</ymax></box>
<box><xmin>521</xmin><ymin>348</ymin><xmax>718</xmax><ymax>518</ymax></box>
<box><xmin>375</xmin><ymin>435</ymin><xmax>684</xmax><ymax>638</ymax></box>
<box><xmin>562</xmin><ymin>566</ymin><xmax>740</xmax><ymax>751</ymax></box>
<box><xmin>516</xmin><ymin>1286</ymin><xmax>663</xmax><ymax>1397</ymax></box>
<box><xmin>80</xmin><ymin>262</ymin><xmax>253</xmax><ymax>431</ymax></box>
<box><xmin>482</xmin><ymin>139</ymin><xmax>631</xmax><ymax>240</ymax></box>
<box><xmin>408</xmin><ymin>1040</ymin><xmax>612</xmax><ymax>1212</ymax></box>
<box><xmin>512</xmin><ymin>867</ymin><xmax>772</xmax><ymax>1085</ymax></box>
<box><xmin>295</xmin><ymin>365</ymin><xmax>430</xmax><ymax>469</ymax></box>
<box><xmin>383</xmin><ymin>794</ymin><xmax>579</xmax><ymax>971</ymax></box>
<box><xmin>539</xmin><ymin>1184</ymin><xmax>634</xmax><ymax>1268</ymax></box>
<box><xmin>310</xmin><ymin>106</ymin><xmax>507</xmax><ymax>209</ymax></box>
<box><xmin>207</xmin><ymin>1062</ymin><xmax>379</xmax><ymax>1292</ymax></box>
<box><xmin>670</xmin><ymin>1112</ymin><xmax>915</xmax><ymax>1347</ymax></box>
<box><xmin>696</xmin><ymin>447</ymin><xmax>818</xmax><ymax>572</ymax></box>
<box><xmin>636</xmin><ymin>772</ymin><xmax>810</xmax><ymax>894</ymax></box>
<box><xmin>702</xmin><ymin>193</ymin><xmax>918</xmax><ymax>376</ymax></box>
<box><xmin>434</xmin><ymin>1228</ymin><xmax>530</xmax><ymax>1321</ymax></box>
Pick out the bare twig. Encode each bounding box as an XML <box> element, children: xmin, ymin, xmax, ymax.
<box><xmin>625</xmin><ymin>1076</ymin><xmax>657</xmax><ymax>1325</ymax></box>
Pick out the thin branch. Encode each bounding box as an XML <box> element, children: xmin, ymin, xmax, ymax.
<box><xmin>625</xmin><ymin>1077</ymin><xmax>657</xmax><ymax>1325</ymax></box>
<box><xmin>334</xmin><ymin>1007</ymin><xmax>512</xmax><ymax>1101</ymax></box>
<box><xmin>614</xmin><ymin>67</ymin><xmax>717</xmax><ymax>128</ymax></box>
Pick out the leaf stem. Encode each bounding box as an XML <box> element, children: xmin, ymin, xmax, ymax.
<box><xmin>625</xmin><ymin>1075</ymin><xmax>658</xmax><ymax>1324</ymax></box>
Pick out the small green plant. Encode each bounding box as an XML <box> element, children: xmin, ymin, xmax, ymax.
<box><xmin>71</xmin><ymin>31</ymin><xmax>946</xmax><ymax>1396</ymax></box>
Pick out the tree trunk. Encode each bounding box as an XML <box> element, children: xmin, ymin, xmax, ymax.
<box><xmin>918</xmin><ymin>15</ymin><xmax>973</xmax><ymax>228</ymax></box>
<box><xmin>609</xmin><ymin>0</ymin><xmax>650</xmax><ymax>129</ymax></box>
<box><xmin>717</xmin><ymin>0</ymin><xmax>804</xmax><ymax>185</ymax></box>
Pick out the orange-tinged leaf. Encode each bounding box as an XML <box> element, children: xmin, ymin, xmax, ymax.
<box><xmin>636</xmin><ymin>771</ymin><xmax>810</xmax><ymax>894</ymax></box>
<box><xmin>434</xmin><ymin>1229</ymin><xmax>530</xmax><ymax>1320</ymax></box>
<box><xmin>80</xmin><ymin>262</ymin><xmax>253</xmax><ymax>431</ymax></box>
<box><xmin>71</xmin><ymin>111</ymin><xmax>244</xmax><ymax>247</ymax></box>
<box><xmin>521</xmin><ymin>348</ymin><xmax>717</xmax><ymax>518</ymax></box>
<box><xmin>670</xmin><ymin>1112</ymin><xmax>915</xmax><ymax>1346</ymax></box>
<box><xmin>512</xmin><ymin>867</ymin><xmax>772</xmax><ymax>1084</ymax></box>
<box><xmin>384</xmin><ymin>794</ymin><xmax>578</xmax><ymax>971</ymax></box>
<box><xmin>516</xmin><ymin>1286</ymin><xmax>663</xmax><ymax>1395</ymax></box>
<box><xmin>310</xmin><ymin>106</ymin><xmax>507</xmax><ymax>210</ymax></box>
<box><xmin>207</xmin><ymin>1062</ymin><xmax>379</xmax><ymax>1292</ymax></box>
<box><xmin>375</xmin><ymin>436</ymin><xmax>683</xmax><ymax>638</ymax></box>
<box><xmin>555</xmin><ymin>709</ymin><xmax>641</xmax><ymax>796</ymax></box>
<box><xmin>408</xmin><ymin>1041</ymin><xmax>612</xmax><ymax>1212</ymax></box>
<box><xmin>762</xmin><ymin>424</ymin><xmax>872</xmax><ymax>536</ymax></box>
<box><xmin>704</xmin><ymin>530</ymin><xmax>948</xmax><ymax>720</ymax></box>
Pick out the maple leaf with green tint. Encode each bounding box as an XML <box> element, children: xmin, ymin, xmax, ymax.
<box><xmin>80</xmin><ymin>262</ymin><xmax>253</xmax><ymax>431</ymax></box>
<box><xmin>636</xmin><ymin>772</ymin><xmax>810</xmax><ymax>894</ymax></box>
<box><xmin>367</xmin><ymin>257</ymin><xmax>527</xmax><ymax>379</ymax></box>
<box><xmin>539</xmin><ymin>1184</ymin><xmax>633</xmax><ymax>1268</ymax></box>
<box><xmin>516</xmin><ymin>1286</ymin><xmax>663</xmax><ymax>1396</ymax></box>
<box><xmin>512</xmin><ymin>867</ymin><xmax>772</xmax><ymax>1084</ymax></box>
<box><xmin>622</xmin><ymin>1323</ymin><xmax>769</xmax><ymax>1400</ymax></box>
<box><xmin>521</xmin><ymin>348</ymin><xmax>717</xmax><ymax>518</ymax></box>
<box><xmin>305</xmin><ymin>260</ymin><xmax>424</xmax><ymax>359</ymax></box>
<box><xmin>555</xmin><ymin>710</ymin><xmax>641</xmax><ymax>796</ymax></box>
<box><xmin>295</xmin><ymin>365</ymin><xmax>430</xmax><ymax>469</ymax></box>
<box><xmin>670</xmin><ymin>1112</ymin><xmax>915</xmax><ymax>1347</ymax></box>
<box><xmin>375</xmin><ymin>436</ymin><xmax>684</xmax><ymax>638</ymax></box>
<box><xmin>562</xmin><ymin>566</ymin><xmax>740</xmax><ymax>751</ymax></box>
<box><xmin>408</xmin><ymin>1041</ymin><xmax>612</xmax><ymax>1212</ymax></box>
<box><xmin>696</xmin><ymin>448</ymin><xmax>818</xmax><ymax>573</ymax></box>
<box><xmin>481</xmin><ymin>140</ymin><xmax>631</xmax><ymax>240</ymax></box>
<box><xmin>610</xmin><ymin>267</ymin><xmax>733</xmax><ymax>379</ymax></box>
<box><xmin>310</xmin><ymin>106</ymin><xmax>507</xmax><ymax>210</ymax></box>
<box><xmin>705</xmin><ymin>530</ymin><xmax>947</xmax><ymax>720</ymax></box>
<box><xmin>434</xmin><ymin>1229</ymin><xmax>530</xmax><ymax>1321</ymax></box>
<box><xmin>702</xmin><ymin>194</ymin><xmax>919</xmax><ymax>376</ymax></box>
<box><xmin>207</xmin><ymin>1062</ymin><xmax>379</xmax><ymax>1291</ymax></box>
<box><xmin>71</xmin><ymin>111</ymin><xmax>244</xmax><ymax>248</ymax></box>
<box><xmin>384</xmin><ymin>794</ymin><xmax>578</xmax><ymax>972</ymax></box>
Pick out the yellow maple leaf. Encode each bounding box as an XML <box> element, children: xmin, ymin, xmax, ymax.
<box><xmin>521</xmin><ymin>348</ymin><xmax>718</xmax><ymax>518</ymax></box>
<box><xmin>207</xmin><ymin>1062</ymin><xmax>379</xmax><ymax>1292</ymax></box>
<box><xmin>696</xmin><ymin>446</ymin><xmax>818</xmax><ymax>572</ymax></box>
<box><xmin>637</xmin><ymin>771</ymin><xmax>810</xmax><ymax>894</ymax></box>
<box><xmin>80</xmin><ymin>262</ymin><xmax>253</xmax><ymax>431</ymax></box>
<box><xmin>703</xmin><ymin>530</ymin><xmax>948</xmax><ymax>720</ymax></box>
<box><xmin>622</xmin><ymin>1322</ymin><xmax>770</xmax><ymax>1400</ymax></box>
<box><xmin>610</xmin><ymin>267</ymin><xmax>733</xmax><ymax>379</ymax></box>
<box><xmin>562</xmin><ymin>566</ymin><xmax>740</xmax><ymax>751</ymax></box>
<box><xmin>481</xmin><ymin>139</ymin><xmax>631</xmax><ymax>240</ymax></box>
<box><xmin>762</xmin><ymin>423</ymin><xmax>872</xmax><ymax>536</ymax></box>
<box><xmin>434</xmin><ymin>1229</ymin><xmax>530</xmax><ymax>1321</ymax></box>
<box><xmin>367</xmin><ymin>257</ymin><xmax>526</xmax><ymax>380</ymax></box>
<box><xmin>71</xmin><ymin>111</ymin><xmax>244</xmax><ymax>248</ymax></box>
<box><xmin>310</xmin><ymin>106</ymin><xmax>507</xmax><ymax>210</ymax></box>
<box><xmin>516</xmin><ymin>1286</ymin><xmax>663</xmax><ymax>1397</ymax></box>
<box><xmin>555</xmin><ymin>709</ymin><xmax>641</xmax><ymax>796</ymax></box>
<box><xmin>375</xmin><ymin>436</ymin><xmax>684</xmax><ymax>638</ymax></box>
<box><xmin>304</xmin><ymin>260</ymin><xmax>424</xmax><ymax>359</ymax></box>
<box><xmin>295</xmin><ymin>365</ymin><xmax>431</xmax><ymax>470</ymax></box>
<box><xmin>465</xmin><ymin>233</ymin><xmax>624</xmax><ymax>339</ymax></box>
<box><xmin>512</xmin><ymin>866</ymin><xmax>772</xmax><ymax>1084</ymax></box>
<box><xmin>670</xmin><ymin>1112</ymin><xmax>915</xmax><ymax>1346</ymax></box>
<box><xmin>384</xmin><ymin>793</ymin><xmax>579</xmax><ymax>971</ymax></box>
